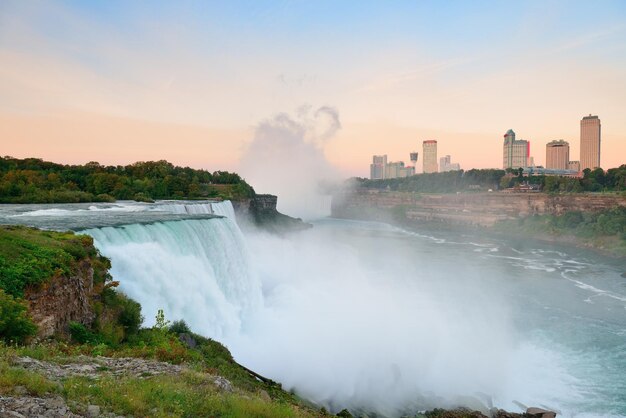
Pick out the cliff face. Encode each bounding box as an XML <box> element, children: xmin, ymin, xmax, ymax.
<box><xmin>25</xmin><ymin>259</ymin><xmax>95</xmax><ymax>340</ymax></box>
<box><xmin>332</xmin><ymin>189</ymin><xmax>626</xmax><ymax>227</ymax></box>
<box><xmin>0</xmin><ymin>226</ymin><xmax>106</xmax><ymax>341</ymax></box>
<box><xmin>233</xmin><ymin>194</ymin><xmax>311</xmax><ymax>233</ymax></box>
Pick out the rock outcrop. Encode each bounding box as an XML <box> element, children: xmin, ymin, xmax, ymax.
<box><xmin>233</xmin><ymin>194</ymin><xmax>311</xmax><ymax>233</ymax></box>
<box><xmin>24</xmin><ymin>259</ymin><xmax>95</xmax><ymax>340</ymax></box>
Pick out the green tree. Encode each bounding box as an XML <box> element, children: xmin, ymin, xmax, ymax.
<box><xmin>0</xmin><ymin>289</ymin><xmax>37</xmax><ymax>344</ymax></box>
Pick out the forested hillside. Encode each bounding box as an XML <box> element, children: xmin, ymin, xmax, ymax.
<box><xmin>0</xmin><ymin>157</ymin><xmax>255</xmax><ymax>203</ymax></box>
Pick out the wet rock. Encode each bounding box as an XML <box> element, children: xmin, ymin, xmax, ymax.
<box><xmin>526</xmin><ymin>407</ymin><xmax>557</xmax><ymax>418</ymax></box>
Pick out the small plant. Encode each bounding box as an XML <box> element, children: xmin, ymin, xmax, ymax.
<box><xmin>154</xmin><ymin>309</ymin><xmax>171</xmax><ymax>332</ymax></box>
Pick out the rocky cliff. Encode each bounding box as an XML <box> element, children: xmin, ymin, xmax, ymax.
<box><xmin>332</xmin><ymin>189</ymin><xmax>626</xmax><ymax>227</ymax></box>
<box><xmin>25</xmin><ymin>258</ymin><xmax>95</xmax><ymax>340</ymax></box>
<box><xmin>233</xmin><ymin>194</ymin><xmax>311</xmax><ymax>233</ymax></box>
<box><xmin>0</xmin><ymin>226</ymin><xmax>110</xmax><ymax>341</ymax></box>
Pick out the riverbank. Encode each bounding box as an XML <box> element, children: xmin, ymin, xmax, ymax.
<box><xmin>332</xmin><ymin>189</ymin><xmax>626</xmax><ymax>258</ymax></box>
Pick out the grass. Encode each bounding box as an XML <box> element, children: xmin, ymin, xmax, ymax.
<box><xmin>0</xmin><ymin>225</ymin><xmax>98</xmax><ymax>297</ymax></box>
<box><xmin>63</xmin><ymin>373</ymin><xmax>306</xmax><ymax>418</ymax></box>
<box><xmin>0</xmin><ymin>340</ymin><xmax>321</xmax><ymax>418</ymax></box>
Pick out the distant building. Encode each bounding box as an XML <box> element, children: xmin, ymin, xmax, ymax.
<box><xmin>545</xmin><ymin>140</ymin><xmax>570</xmax><ymax>170</ymax></box>
<box><xmin>386</xmin><ymin>161</ymin><xmax>415</xmax><ymax>179</ymax></box>
<box><xmin>502</xmin><ymin>129</ymin><xmax>529</xmax><ymax>169</ymax></box>
<box><xmin>370</xmin><ymin>154</ymin><xmax>414</xmax><ymax>179</ymax></box>
<box><xmin>439</xmin><ymin>155</ymin><xmax>461</xmax><ymax>172</ymax></box>
<box><xmin>580</xmin><ymin>115</ymin><xmax>601</xmax><ymax>171</ymax></box>
<box><xmin>568</xmin><ymin>160</ymin><xmax>581</xmax><ymax>172</ymax></box>
<box><xmin>423</xmin><ymin>140</ymin><xmax>438</xmax><ymax>173</ymax></box>
<box><xmin>370</xmin><ymin>155</ymin><xmax>387</xmax><ymax>180</ymax></box>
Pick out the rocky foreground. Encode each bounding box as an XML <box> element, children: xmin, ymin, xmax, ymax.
<box><xmin>1</xmin><ymin>355</ymin><xmax>237</xmax><ymax>418</ymax></box>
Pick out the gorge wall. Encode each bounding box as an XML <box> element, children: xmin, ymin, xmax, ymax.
<box><xmin>25</xmin><ymin>258</ymin><xmax>95</xmax><ymax>340</ymax></box>
<box><xmin>332</xmin><ymin>189</ymin><xmax>626</xmax><ymax>227</ymax></box>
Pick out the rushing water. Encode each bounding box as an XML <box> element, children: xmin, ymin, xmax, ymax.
<box><xmin>0</xmin><ymin>202</ymin><xmax>624</xmax><ymax>417</ymax></box>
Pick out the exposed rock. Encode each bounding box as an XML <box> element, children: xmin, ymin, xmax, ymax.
<box><xmin>233</xmin><ymin>194</ymin><xmax>311</xmax><ymax>233</ymax></box>
<box><xmin>86</xmin><ymin>404</ymin><xmax>100</xmax><ymax>417</ymax></box>
<box><xmin>0</xmin><ymin>395</ymin><xmax>80</xmax><ymax>418</ymax></box>
<box><xmin>526</xmin><ymin>407</ymin><xmax>557</xmax><ymax>418</ymax></box>
<box><xmin>213</xmin><ymin>376</ymin><xmax>233</xmax><ymax>392</ymax></box>
<box><xmin>12</xmin><ymin>356</ymin><xmax>183</xmax><ymax>381</ymax></box>
<box><xmin>178</xmin><ymin>333</ymin><xmax>197</xmax><ymax>348</ymax></box>
<box><xmin>332</xmin><ymin>189</ymin><xmax>626</xmax><ymax>228</ymax></box>
<box><xmin>25</xmin><ymin>259</ymin><xmax>95</xmax><ymax>340</ymax></box>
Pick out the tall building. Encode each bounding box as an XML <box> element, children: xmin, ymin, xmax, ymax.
<box><xmin>545</xmin><ymin>140</ymin><xmax>570</xmax><ymax>170</ymax></box>
<box><xmin>439</xmin><ymin>155</ymin><xmax>461</xmax><ymax>172</ymax></box>
<box><xmin>580</xmin><ymin>115</ymin><xmax>601</xmax><ymax>171</ymax></box>
<box><xmin>423</xmin><ymin>140</ymin><xmax>438</xmax><ymax>173</ymax></box>
<box><xmin>502</xmin><ymin>129</ymin><xmax>529</xmax><ymax>169</ymax></box>
<box><xmin>370</xmin><ymin>155</ymin><xmax>387</xmax><ymax>180</ymax></box>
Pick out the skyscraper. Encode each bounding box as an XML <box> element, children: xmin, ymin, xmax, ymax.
<box><xmin>580</xmin><ymin>115</ymin><xmax>601</xmax><ymax>171</ymax></box>
<box><xmin>545</xmin><ymin>140</ymin><xmax>569</xmax><ymax>170</ymax></box>
<box><xmin>423</xmin><ymin>140</ymin><xmax>438</xmax><ymax>173</ymax></box>
<box><xmin>502</xmin><ymin>129</ymin><xmax>529</xmax><ymax>169</ymax></box>
<box><xmin>370</xmin><ymin>155</ymin><xmax>387</xmax><ymax>179</ymax></box>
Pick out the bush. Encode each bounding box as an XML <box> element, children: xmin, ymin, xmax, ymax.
<box><xmin>69</xmin><ymin>322</ymin><xmax>101</xmax><ymax>344</ymax></box>
<box><xmin>96</xmin><ymin>288</ymin><xmax>143</xmax><ymax>343</ymax></box>
<box><xmin>0</xmin><ymin>289</ymin><xmax>37</xmax><ymax>344</ymax></box>
<box><xmin>169</xmin><ymin>320</ymin><xmax>191</xmax><ymax>335</ymax></box>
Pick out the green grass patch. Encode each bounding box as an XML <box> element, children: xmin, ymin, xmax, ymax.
<box><xmin>0</xmin><ymin>226</ymin><xmax>96</xmax><ymax>297</ymax></box>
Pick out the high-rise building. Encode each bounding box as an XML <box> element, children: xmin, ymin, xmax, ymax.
<box><xmin>423</xmin><ymin>140</ymin><xmax>438</xmax><ymax>173</ymax></box>
<box><xmin>502</xmin><ymin>129</ymin><xmax>529</xmax><ymax>169</ymax></box>
<box><xmin>580</xmin><ymin>115</ymin><xmax>601</xmax><ymax>171</ymax></box>
<box><xmin>439</xmin><ymin>155</ymin><xmax>461</xmax><ymax>172</ymax></box>
<box><xmin>545</xmin><ymin>140</ymin><xmax>570</xmax><ymax>170</ymax></box>
<box><xmin>370</xmin><ymin>155</ymin><xmax>387</xmax><ymax>179</ymax></box>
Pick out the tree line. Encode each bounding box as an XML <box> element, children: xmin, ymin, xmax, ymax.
<box><xmin>0</xmin><ymin>157</ymin><xmax>255</xmax><ymax>203</ymax></box>
<box><xmin>355</xmin><ymin>166</ymin><xmax>626</xmax><ymax>193</ymax></box>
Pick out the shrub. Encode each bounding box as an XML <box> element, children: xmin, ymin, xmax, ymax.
<box><xmin>169</xmin><ymin>320</ymin><xmax>191</xmax><ymax>335</ymax></box>
<box><xmin>69</xmin><ymin>322</ymin><xmax>101</xmax><ymax>345</ymax></box>
<box><xmin>0</xmin><ymin>289</ymin><xmax>37</xmax><ymax>344</ymax></box>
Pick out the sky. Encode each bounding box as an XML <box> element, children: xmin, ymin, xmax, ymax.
<box><xmin>1</xmin><ymin>0</ymin><xmax>625</xmax><ymax>179</ymax></box>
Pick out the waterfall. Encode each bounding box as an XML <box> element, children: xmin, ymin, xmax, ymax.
<box><xmin>157</xmin><ymin>200</ymin><xmax>236</xmax><ymax>221</ymax></box>
<box><xmin>210</xmin><ymin>201</ymin><xmax>237</xmax><ymax>221</ymax></box>
<box><xmin>85</xmin><ymin>214</ymin><xmax>260</xmax><ymax>338</ymax></box>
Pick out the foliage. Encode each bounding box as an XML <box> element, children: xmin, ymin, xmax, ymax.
<box><xmin>0</xmin><ymin>156</ymin><xmax>255</xmax><ymax>203</ymax></box>
<box><xmin>495</xmin><ymin>206</ymin><xmax>626</xmax><ymax>255</ymax></box>
<box><xmin>0</xmin><ymin>289</ymin><xmax>37</xmax><ymax>344</ymax></box>
<box><xmin>69</xmin><ymin>322</ymin><xmax>101</xmax><ymax>345</ymax></box>
<box><xmin>169</xmin><ymin>320</ymin><xmax>191</xmax><ymax>335</ymax></box>
<box><xmin>154</xmin><ymin>309</ymin><xmax>171</xmax><ymax>332</ymax></box>
<box><xmin>356</xmin><ymin>165</ymin><xmax>626</xmax><ymax>194</ymax></box>
<box><xmin>0</xmin><ymin>226</ymin><xmax>98</xmax><ymax>297</ymax></box>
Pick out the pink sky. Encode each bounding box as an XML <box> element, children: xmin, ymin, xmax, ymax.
<box><xmin>1</xmin><ymin>2</ymin><xmax>625</xmax><ymax>177</ymax></box>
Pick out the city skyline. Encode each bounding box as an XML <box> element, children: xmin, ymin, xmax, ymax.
<box><xmin>1</xmin><ymin>1</ymin><xmax>626</xmax><ymax>178</ymax></box>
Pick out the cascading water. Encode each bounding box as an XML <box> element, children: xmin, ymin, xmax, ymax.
<box><xmin>84</xmin><ymin>202</ymin><xmax>258</xmax><ymax>338</ymax></box>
